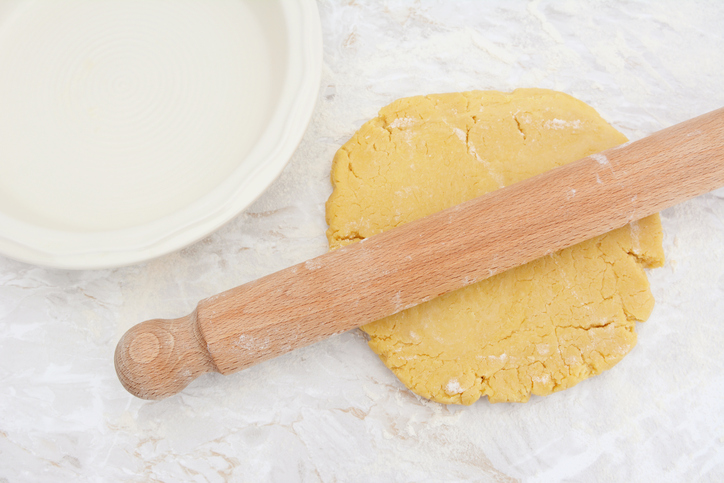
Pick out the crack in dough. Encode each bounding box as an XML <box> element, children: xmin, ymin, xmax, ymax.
<box><xmin>325</xmin><ymin>89</ymin><xmax>664</xmax><ymax>405</ymax></box>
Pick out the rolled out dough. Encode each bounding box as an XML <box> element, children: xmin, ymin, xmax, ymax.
<box><xmin>325</xmin><ymin>89</ymin><xmax>664</xmax><ymax>404</ymax></box>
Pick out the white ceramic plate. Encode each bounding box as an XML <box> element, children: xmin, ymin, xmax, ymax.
<box><xmin>0</xmin><ymin>0</ymin><xmax>321</xmax><ymax>269</ymax></box>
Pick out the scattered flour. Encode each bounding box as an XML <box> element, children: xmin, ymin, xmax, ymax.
<box><xmin>389</xmin><ymin>117</ymin><xmax>416</xmax><ymax>129</ymax></box>
<box><xmin>545</xmin><ymin>118</ymin><xmax>582</xmax><ymax>130</ymax></box>
<box><xmin>445</xmin><ymin>379</ymin><xmax>465</xmax><ymax>395</ymax></box>
<box><xmin>3</xmin><ymin>1</ymin><xmax>722</xmax><ymax>482</ymax></box>
<box><xmin>590</xmin><ymin>153</ymin><xmax>609</xmax><ymax>165</ymax></box>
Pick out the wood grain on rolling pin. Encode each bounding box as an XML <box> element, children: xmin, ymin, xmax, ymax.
<box><xmin>115</xmin><ymin>107</ymin><xmax>724</xmax><ymax>400</ymax></box>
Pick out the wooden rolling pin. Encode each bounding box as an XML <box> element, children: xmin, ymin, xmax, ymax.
<box><xmin>115</xmin><ymin>107</ymin><xmax>724</xmax><ymax>400</ymax></box>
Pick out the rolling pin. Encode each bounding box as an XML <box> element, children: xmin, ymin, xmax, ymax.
<box><xmin>115</xmin><ymin>107</ymin><xmax>724</xmax><ymax>400</ymax></box>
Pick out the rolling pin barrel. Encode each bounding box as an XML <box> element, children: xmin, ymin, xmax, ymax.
<box><xmin>115</xmin><ymin>107</ymin><xmax>724</xmax><ymax>400</ymax></box>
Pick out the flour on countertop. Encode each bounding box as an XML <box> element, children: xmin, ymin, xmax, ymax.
<box><xmin>1</xmin><ymin>1</ymin><xmax>723</xmax><ymax>482</ymax></box>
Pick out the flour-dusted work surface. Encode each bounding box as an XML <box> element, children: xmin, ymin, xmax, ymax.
<box><xmin>1</xmin><ymin>1</ymin><xmax>724</xmax><ymax>481</ymax></box>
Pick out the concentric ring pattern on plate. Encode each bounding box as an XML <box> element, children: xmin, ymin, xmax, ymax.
<box><xmin>0</xmin><ymin>0</ymin><xmax>322</xmax><ymax>268</ymax></box>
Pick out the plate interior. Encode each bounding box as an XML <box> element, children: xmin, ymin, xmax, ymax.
<box><xmin>0</xmin><ymin>0</ymin><xmax>287</xmax><ymax>232</ymax></box>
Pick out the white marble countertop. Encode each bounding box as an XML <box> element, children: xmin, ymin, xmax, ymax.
<box><xmin>2</xmin><ymin>1</ymin><xmax>724</xmax><ymax>481</ymax></box>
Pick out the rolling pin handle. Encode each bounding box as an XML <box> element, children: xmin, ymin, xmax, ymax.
<box><xmin>114</xmin><ymin>312</ymin><xmax>217</xmax><ymax>400</ymax></box>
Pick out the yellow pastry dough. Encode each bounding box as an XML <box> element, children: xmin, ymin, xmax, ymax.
<box><xmin>326</xmin><ymin>89</ymin><xmax>664</xmax><ymax>404</ymax></box>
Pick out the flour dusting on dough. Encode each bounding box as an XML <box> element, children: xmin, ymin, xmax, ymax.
<box><xmin>453</xmin><ymin>127</ymin><xmax>467</xmax><ymax>143</ymax></box>
<box><xmin>389</xmin><ymin>117</ymin><xmax>416</xmax><ymax>129</ymax></box>
<box><xmin>466</xmin><ymin>138</ymin><xmax>505</xmax><ymax>188</ymax></box>
<box><xmin>445</xmin><ymin>379</ymin><xmax>464</xmax><ymax>395</ymax></box>
<box><xmin>545</xmin><ymin>118</ymin><xmax>582</xmax><ymax>130</ymax></box>
<box><xmin>630</xmin><ymin>220</ymin><xmax>642</xmax><ymax>254</ymax></box>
